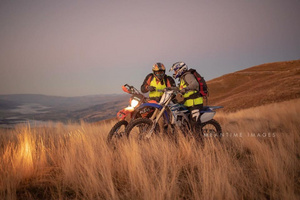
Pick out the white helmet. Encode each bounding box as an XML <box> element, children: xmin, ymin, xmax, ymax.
<box><xmin>169</xmin><ymin>62</ymin><xmax>188</xmax><ymax>79</ymax></box>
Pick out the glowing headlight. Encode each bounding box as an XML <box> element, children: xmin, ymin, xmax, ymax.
<box><xmin>130</xmin><ymin>99</ymin><xmax>139</xmax><ymax>108</ymax></box>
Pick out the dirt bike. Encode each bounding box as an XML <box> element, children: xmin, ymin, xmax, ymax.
<box><xmin>124</xmin><ymin>87</ymin><xmax>223</xmax><ymax>141</ymax></box>
<box><xmin>107</xmin><ymin>84</ymin><xmax>156</xmax><ymax>143</ymax></box>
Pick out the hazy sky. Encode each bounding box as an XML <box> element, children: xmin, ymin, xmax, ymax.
<box><xmin>1</xmin><ymin>0</ymin><xmax>299</xmax><ymax>96</ymax></box>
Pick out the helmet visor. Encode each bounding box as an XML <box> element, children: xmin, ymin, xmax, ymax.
<box><xmin>154</xmin><ymin>71</ymin><xmax>164</xmax><ymax>75</ymax></box>
<box><xmin>173</xmin><ymin>68</ymin><xmax>179</xmax><ymax>76</ymax></box>
<box><xmin>154</xmin><ymin>70</ymin><xmax>165</xmax><ymax>80</ymax></box>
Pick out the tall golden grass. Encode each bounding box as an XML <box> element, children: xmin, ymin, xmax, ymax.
<box><xmin>1</xmin><ymin>99</ymin><xmax>299</xmax><ymax>200</ymax></box>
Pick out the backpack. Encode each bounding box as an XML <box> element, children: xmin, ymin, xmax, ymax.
<box><xmin>187</xmin><ymin>69</ymin><xmax>209</xmax><ymax>97</ymax></box>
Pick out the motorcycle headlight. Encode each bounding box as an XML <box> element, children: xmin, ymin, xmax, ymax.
<box><xmin>130</xmin><ymin>99</ymin><xmax>139</xmax><ymax>108</ymax></box>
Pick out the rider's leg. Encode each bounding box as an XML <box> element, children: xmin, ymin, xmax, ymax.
<box><xmin>188</xmin><ymin>104</ymin><xmax>203</xmax><ymax>132</ymax></box>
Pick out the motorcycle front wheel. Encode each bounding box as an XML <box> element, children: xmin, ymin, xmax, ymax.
<box><xmin>125</xmin><ymin>118</ymin><xmax>158</xmax><ymax>140</ymax></box>
<box><xmin>107</xmin><ymin>120</ymin><xmax>128</xmax><ymax>143</ymax></box>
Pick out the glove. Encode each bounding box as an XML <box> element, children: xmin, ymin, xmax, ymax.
<box><xmin>148</xmin><ymin>86</ymin><xmax>156</xmax><ymax>92</ymax></box>
<box><xmin>180</xmin><ymin>87</ymin><xmax>189</xmax><ymax>94</ymax></box>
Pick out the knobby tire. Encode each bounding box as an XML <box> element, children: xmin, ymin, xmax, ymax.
<box><xmin>107</xmin><ymin>120</ymin><xmax>128</xmax><ymax>143</ymax></box>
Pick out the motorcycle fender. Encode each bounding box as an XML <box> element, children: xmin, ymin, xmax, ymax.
<box><xmin>200</xmin><ymin>112</ymin><xmax>216</xmax><ymax>123</ymax></box>
<box><xmin>139</xmin><ymin>103</ymin><xmax>163</xmax><ymax>109</ymax></box>
<box><xmin>117</xmin><ymin>108</ymin><xmax>133</xmax><ymax>121</ymax></box>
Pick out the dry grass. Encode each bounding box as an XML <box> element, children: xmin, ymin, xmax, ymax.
<box><xmin>0</xmin><ymin>99</ymin><xmax>299</xmax><ymax>200</ymax></box>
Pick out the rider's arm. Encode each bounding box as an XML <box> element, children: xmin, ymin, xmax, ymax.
<box><xmin>141</xmin><ymin>74</ymin><xmax>153</xmax><ymax>93</ymax></box>
<box><xmin>184</xmin><ymin>73</ymin><xmax>199</xmax><ymax>91</ymax></box>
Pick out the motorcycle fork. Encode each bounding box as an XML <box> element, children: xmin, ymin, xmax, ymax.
<box><xmin>146</xmin><ymin>98</ymin><xmax>172</xmax><ymax>138</ymax></box>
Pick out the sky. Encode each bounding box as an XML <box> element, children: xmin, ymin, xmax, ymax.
<box><xmin>0</xmin><ymin>0</ymin><xmax>299</xmax><ymax>97</ymax></box>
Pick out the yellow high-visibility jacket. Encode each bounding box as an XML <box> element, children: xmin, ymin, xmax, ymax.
<box><xmin>141</xmin><ymin>74</ymin><xmax>175</xmax><ymax>101</ymax></box>
<box><xmin>179</xmin><ymin>72</ymin><xmax>203</xmax><ymax>107</ymax></box>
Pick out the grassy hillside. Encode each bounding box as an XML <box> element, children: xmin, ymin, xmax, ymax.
<box><xmin>1</xmin><ymin>98</ymin><xmax>299</xmax><ymax>199</ymax></box>
<box><xmin>208</xmin><ymin>60</ymin><xmax>300</xmax><ymax>112</ymax></box>
<box><xmin>1</xmin><ymin>60</ymin><xmax>299</xmax><ymax>199</ymax></box>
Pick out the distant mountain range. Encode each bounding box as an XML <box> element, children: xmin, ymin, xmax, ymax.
<box><xmin>0</xmin><ymin>94</ymin><xmax>128</xmax><ymax>111</ymax></box>
<box><xmin>0</xmin><ymin>93</ymin><xmax>129</xmax><ymax>126</ymax></box>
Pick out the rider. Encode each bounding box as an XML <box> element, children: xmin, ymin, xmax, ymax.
<box><xmin>141</xmin><ymin>62</ymin><xmax>175</xmax><ymax>102</ymax></box>
<box><xmin>169</xmin><ymin>62</ymin><xmax>203</xmax><ymax>131</ymax></box>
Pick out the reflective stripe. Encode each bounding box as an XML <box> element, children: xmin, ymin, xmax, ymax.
<box><xmin>184</xmin><ymin>97</ymin><xmax>203</xmax><ymax>107</ymax></box>
<box><xmin>180</xmin><ymin>79</ymin><xmax>203</xmax><ymax>107</ymax></box>
<box><xmin>149</xmin><ymin>77</ymin><xmax>166</xmax><ymax>98</ymax></box>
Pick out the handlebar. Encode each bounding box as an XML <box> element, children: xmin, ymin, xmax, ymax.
<box><xmin>163</xmin><ymin>87</ymin><xmax>180</xmax><ymax>92</ymax></box>
<box><xmin>155</xmin><ymin>87</ymin><xmax>180</xmax><ymax>94</ymax></box>
<box><xmin>123</xmin><ymin>84</ymin><xmax>180</xmax><ymax>95</ymax></box>
<box><xmin>163</xmin><ymin>87</ymin><xmax>184</xmax><ymax>103</ymax></box>
<box><xmin>123</xmin><ymin>84</ymin><xmax>141</xmax><ymax>95</ymax></box>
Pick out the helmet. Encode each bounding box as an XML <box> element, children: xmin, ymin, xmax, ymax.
<box><xmin>152</xmin><ymin>62</ymin><xmax>165</xmax><ymax>80</ymax></box>
<box><xmin>169</xmin><ymin>62</ymin><xmax>188</xmax><ymax>79</ymax></box>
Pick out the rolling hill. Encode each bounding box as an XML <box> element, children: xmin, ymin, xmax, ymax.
<box><xmin>207</xmin><ymin>60</ymin><xmax>300</xmax><ymax>112</ymax></box>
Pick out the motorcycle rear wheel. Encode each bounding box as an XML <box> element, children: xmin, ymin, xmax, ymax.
<box><xmin>199</xmin><ymin>119</ymin><xmax>222</xmax><ymax>139</ymax></box>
